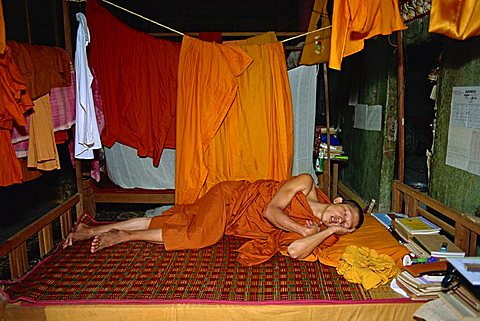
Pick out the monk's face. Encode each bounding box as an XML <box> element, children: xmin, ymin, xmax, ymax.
<box><xmin>320</xmin><ymin>202</ymin><xmax>359</xmax><ymax>229</ymax></box>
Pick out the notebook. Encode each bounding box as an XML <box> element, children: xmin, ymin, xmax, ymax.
<box><xmin>412</xmin><ymin>234</ymin><xmax>465</xmax><ymax>258</ymax></box>
<box><xmin>396</xmin><ymin>217</ymin><xmax>441</xmax><ymax>234</ymax></box>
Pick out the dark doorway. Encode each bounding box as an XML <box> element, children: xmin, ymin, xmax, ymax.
<box><xmin>404</xmin><ymin>40</ymin><xmax>441</xmax><ymax>191</ymax></box>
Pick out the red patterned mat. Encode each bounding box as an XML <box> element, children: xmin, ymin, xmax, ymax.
<box><xmin>0</xmin><ymin>218</ymin><xmax>408</xmax><ymax>305</ymax></box>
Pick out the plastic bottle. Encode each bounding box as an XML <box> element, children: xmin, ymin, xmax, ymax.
<box><xmin>315</xmin><ymin>149</ymin><xmax>325</xmax><ymax>174</ymax></box>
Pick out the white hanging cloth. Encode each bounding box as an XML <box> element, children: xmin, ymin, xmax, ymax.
<box><xmin>288</xmin><ymin>64</ymin><xmax>319</xmax><ymax>182</ymax></box>
<box><xmin>74</xmin><ymin>12</ymin><xmax>101</xmax><ymax>159</ymax></box>
<box><xmin>104</xmin><ymin>142</ymin><xmax>176</xmax><ymax>190</ymax></box>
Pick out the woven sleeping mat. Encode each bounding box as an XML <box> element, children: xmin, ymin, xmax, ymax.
<box><xmin>0</xmin><ymin>220</ymin><xmax>408</xmax><ymax>305</ymax></box>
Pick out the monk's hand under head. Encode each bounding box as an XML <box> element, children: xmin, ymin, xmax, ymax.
<box><xmin>303</xmin><ymin>220</ymin><xmax>321</xmax><ymax>237</ymax></box>
<box><xmin>329</xmin><ymin>226</ymin><xmax>355</xmax><ymax>236</ymax></box>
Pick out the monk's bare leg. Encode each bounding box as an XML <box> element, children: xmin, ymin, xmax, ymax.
<box><xmin>63</xmin><ymin>217</ymin><xmax>153</xmax><ymax>249</ymax></box>
<box><xmin>90</xmin><ymin>228</ymin><xmax>164</xmax><ymax>253</ymax></box>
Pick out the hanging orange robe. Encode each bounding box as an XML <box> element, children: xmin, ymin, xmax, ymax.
<box><xmin>429</xmin><ymin>0</ymin><xmax>480</xmax><ymax>40</ymax></box>
<box><xmin>149</xmin><ymin>179</ymin><xmax>336</xmax><ymax>266</ymax></box>
<box><xmin>0</xmin><ymin>48</ymin><xmax>33</xmax><ymax>186</ymax></box>
<box><xmin>86</xmin><ymin>0</ymin><xmax>180</xmax><ymax>166</ymax></box>
<box><xmin>330</xmin><ymin>0</ymin><xmax>406</xmax><ymax>70</ymax></box>
<box><xmin>176</xmin><ymin>35</ymin><xmax>294</xmax><ymax>204</ymax></box>
<box><xmin>205</xmin><ymin>39</ymin><xmax>294</xmax><ymax>195</ymax></box>
<box><xmin>175</xmin><ymin>35</ymin><xmax>253</xmax><ymax>204</ymax></box>
<box><xmin>7</xmin><ymin>41</ymin><xmax>71</xmax><ymax>100</ymax></box>
<box><xmin>27</xmin><ymin>94</ymin><xmax>60</xmax><ymax>171</ymax></box>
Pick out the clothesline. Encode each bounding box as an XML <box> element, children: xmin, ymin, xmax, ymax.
<box><xmin>68</xmin><ymin>0</ymin><xmax>331</xmax><ymax>43</ymax></box>
<box><xmin>102</xmin><ymin>0</ymin><xmax>184</xmax><ymax>36</ymax></box>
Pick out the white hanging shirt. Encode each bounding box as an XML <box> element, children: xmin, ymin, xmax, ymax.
<box><xmin>74</xmin><ymin>12</ymin><xmax>101</xmax><ymax>159</ymax></box>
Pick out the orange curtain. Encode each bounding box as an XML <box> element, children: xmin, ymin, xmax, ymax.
<box><xmin>429</xmin><ymin>0</ymin><xmax>480</xmax><ymax>40</ymax></box>
<box><xmin>330</xmin><ymin>0</ymin><xmax>406</xmax><ymax>70</ymax></box>
<box><xmin>176</xmin><ymin>36</ymin><xmax>294</xmax><ymax>204</ymax></box>
<box><xmin>175</xmin><ymin>36</ymin><xmax>253</xmax><ymax>204</ymax></box>
<box><xmin>204</xmin><ymin>41</ymin><xmax>294</xmax><ymax>196</ymax></box>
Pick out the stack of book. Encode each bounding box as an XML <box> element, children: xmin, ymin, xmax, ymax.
<box><xmin>393</xmin><ymin>216</ymin><xmax>441</xmax><ymax>241</ymax></box>
<box><xmin>371</xmin><ymin>214</ymin><xmax>466</xmax><ymax>260</ymax></box>
<box><xmin>395</xmin><ymin>271</ymin><xmax>444</xmax><ymax>301</ymax></box>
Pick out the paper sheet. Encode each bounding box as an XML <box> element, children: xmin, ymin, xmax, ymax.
<box><xmin>354</xmin><ymin>104</ymin><xmax>382</xmax><ymax>131</ymax></box>
<box><xmin>446</xmin><ymin>87</ymin><xmax>480</xmax><ymax>176</ymax></box>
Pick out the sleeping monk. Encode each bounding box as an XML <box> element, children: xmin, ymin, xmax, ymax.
<box><xmin>63</xmin><ymin>173</ymin><xmax>364</xmax><ymax>266</ymax></box>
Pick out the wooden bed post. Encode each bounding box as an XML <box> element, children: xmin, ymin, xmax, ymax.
<box><xmin>391</xmin><ymin>181</ymin><xmax>402</xmax><ymax>213</ymax></box>
<box><xmin>396</xmin><ymin>31</ymin><xmax>405</xmax><ymax>183</ymax></box>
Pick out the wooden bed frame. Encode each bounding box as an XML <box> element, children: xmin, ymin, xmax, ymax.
<box><xmin>2</xmin><ymin>180</ymin><xmax>479</xmax><ymax>321</ymax></box>
<box><xmin>79</xmin><ymin>170</ymin><xmax>175</xmax><ymax>217</ymax></box>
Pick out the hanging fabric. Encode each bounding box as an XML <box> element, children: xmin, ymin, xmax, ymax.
<box><xmin>176</xmin><ymin>34</ymin><xmax>294</xmax><ymax>204</ymax></box>
<box><xmin>175</xmin><ymin>35</ymin><xmax>253</xmax><ymax>204</ymax></box>
<box><xmin>27</xmin><ymin>94</ymin><xmax>60</xmax><ymax>170</ymax></box>
<box><xmin>205</xmin><ymin>38</ymin><xmax>293</xmax><ymax>194</ymax></box>
<box><xmin>329</xmin><ymin>0</ymin><xmax>406</xmax><ymax>70</ymax></box>
<box><xmin>104</xmin><ymin>143</ymin><xmax>175</xmax><ymax>190</ymax></box>
<box><xmin>429</xmin><ymin>0</ymin><xmax>480</xmax><ymax>40</ymax></box>
<box><xmin>86</xmin><ymin>0</ymin><xmax>180</xmax><ymax>166</ymax></box>
<box><xmin>0</xmin><ymin>49</ymin><xmax>33</xmax><ymax>186</ymax></box>
<box><xmin>288</xmin><ymin>65</ymin><xmax>318</xmax><ymax>181</ymax></box>
<box><xmin>7</xmin><ymin>41</ymin><xmax>71</xmax><ymax>101</ymax></box>
<box><xmin>299</xmin><ymin>0</ymin><xmax>331</xmax><ymax>65</ymax></box>
<box><xmin>74</xmin><ymin>12</ymin><xmax>101</xmax><ymax>159</ymax></box>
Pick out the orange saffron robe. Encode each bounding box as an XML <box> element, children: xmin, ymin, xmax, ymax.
<box><xmin>176</xmin><ymin>35</ymin><xmax>294</xmax><ymax>204</ymax></box>
<box><xmin>0</xmin><ymin>48</ymin><xmax>33</xmax><ymax>186</ymax></box>
<box><xmin>149</xmin><ymin>180</ymin><xmax>336</xmax><ymax>266</ymax></box>
<box><xmin>429</xmin><ymin>0</ymin><xmax>480</xmax><ymax>40</ymax></box>
<box><xmin>330</xmin><ymin>0</ymin><xmax>406</xmax><ymax>70</ymax></box>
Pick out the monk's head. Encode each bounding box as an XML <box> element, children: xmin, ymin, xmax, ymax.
<box><xmin>319</xmin><ymin>197</ymin><xmax>363</xmax><ymax>229</ymax></box>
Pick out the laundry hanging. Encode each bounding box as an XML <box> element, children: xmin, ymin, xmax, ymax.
<box><xmin>74</xmin><ymin>12</ymin><xmax>101</xmax><ymax>159</ymax></box>
<box><xmin>176</xmin><ymin>35</ymin><xmax>293</xmax><ymax>204</ymax></box>
<box><xmin>86</xmin><ymin>0</ymin><xmax>180</xmax><ymax>166</ymax></box>
<box><xmin>0</xmin><ymin>49</ymin><xmax>33</xmax><ymax>186</ymax></box>
<box><xmin>429</xmin><ymin>0</ymin><xmax>480</xmax><ymax>40</ymax></box>
<box><xmin>329</xmin><ymin>0</ymin><xmax>406</xmax><ymax>70</ymax></box>
<box><xmin>7</xmin><ymin>41</ymin><xmax>71</xmax><ymax>101</ymax></box>
<box><xmin>288</xmin><ymin>65</ymin><xmax>318</xmax><ymax>181</ymax></box>
<box><xmin>26</xmin><ymin>94</ymin><xmax>60</xmax><ymax>170</ymax></box>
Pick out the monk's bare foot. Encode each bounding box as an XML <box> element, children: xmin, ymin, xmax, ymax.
<box><xmin>63</xmin><ymin>223</ymin><xmax>94</xmax><ymax>249</ymax></box>
<box><xmin>90</xmin><ymin>229</ymin><xmax>129</xmax><ymax>253</ymax></box>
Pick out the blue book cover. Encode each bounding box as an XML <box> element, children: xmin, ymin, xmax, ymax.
<box><xmin>371</xmin><ymin>213</ymin><xmax>393</xmax><ymax>228</ymax></box>
<box><xmin>371</xmin><ymin>212</ymin><xmax>407</xmax><ymax>229</ymax></box>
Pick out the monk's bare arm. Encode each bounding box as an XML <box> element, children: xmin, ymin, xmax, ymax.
<box><xmin>263</xmin><ymin>174</ymin><xmax>316</xmax><ymax>237</ymax></box>
<box><xmin>287</xmin><ymin>225</ymin><xmax>354</xmax><ymax>259</ymax></box>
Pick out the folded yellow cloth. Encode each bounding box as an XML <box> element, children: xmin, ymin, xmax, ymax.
<box><xmin>336</xmin><ymin>245</ymin><xmax>400</xmax><ymax>290</ymax></box>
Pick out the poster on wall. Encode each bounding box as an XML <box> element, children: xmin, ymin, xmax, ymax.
<box><xmin>445</xmin><ymin>86</ymin><xmax>480</xmax><ymax>176</ymax></box>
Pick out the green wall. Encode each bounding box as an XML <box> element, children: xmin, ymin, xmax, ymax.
<box><xmin>337</xmin><ymin>17</ymin><xmax>480</xmax><ymax>217</ymax></box>
<box><xmin>430</xmin><ymin>37</ymin><xmax>480</xmax><ymax>215</ymax></box>
<box><xmin>338</xmin><ymin>38</ymin><xmax>398</xmax><ymax>211</ymax></box>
